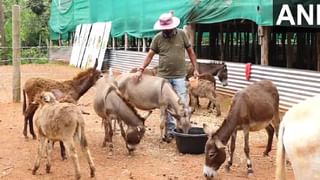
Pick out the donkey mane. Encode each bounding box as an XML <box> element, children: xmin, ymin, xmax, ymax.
<box><xmin>71</xmin><ymin>68</ymin><xmax>95</xmax><ymax>81</ymax></box>
<box><xmin>107</xmin><ymin>85</ymin><xmax>145</xmax><ymax>122</ymax></box>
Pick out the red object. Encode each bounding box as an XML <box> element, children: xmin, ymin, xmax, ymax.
<box><xmin>245</xmin><ymin>63</ymin><xmax>252</xmax><ymax>81</ymax></box>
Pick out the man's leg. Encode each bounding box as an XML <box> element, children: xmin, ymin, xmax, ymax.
<box><xmin>166</xmin><ymin>78</ymin><xmax>188</xmax><ymax>137</ymax></box>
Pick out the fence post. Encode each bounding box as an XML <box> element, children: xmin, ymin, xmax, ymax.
<box><xmin>259</xmin><ymin>26</ymin><xmax>270</xmax><ymax>65</ymax></box>
<box><xmin>124</xmin><ymin>33</ymin><xmax>128</xmax><ymax>51</ymax></box>
<box><xmin>142</xmin><ymin>38</ymin><xmax>146</xmax><ymax>52</ymax></box>
<box><xmin>12</xmin><ymin>5</ymin><xmax>21</xmax><ymax>102</ymax></box>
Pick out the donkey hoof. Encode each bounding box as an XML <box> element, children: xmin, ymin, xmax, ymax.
<box><xmin>61</xmin><ymin>155</ymin><xmax>67</xmax><ymax>161</ymax></box>
<box><xmin>224</xmin><ymin>164</ymin><xmax>231</xmax><ymax>172</ymax></box>
<box><xmin>76</xmin><ymin>174</ymin><xmax>81</xmax><ymax>180</ymax></box>
<box><xmin>32</xmin><ymin>135</ymin><xmax>37</xmax><ymax>140</ymax></box>
<box><xmin>90</xmin><ymin>167</ymin><xmax>96</xmax><ymax>177</ymax></box>
<box><xmin>46</xmin><ymin>164</ymin><xmax>51</xmax><ymax>173</ymax></box>
<box><xmin>247</xmin><ymin>169</ymin><xmax>254</xmax><ymax>175</ymax></box>
<box><xmin>102</xmin><ymin>142</ymin><xmax>106</xmax><ymax>147</ymax></box>
<box><xmin>263</xmin><ymin>151</ymin><xmax>269</xmax><ymax>157</ymax></box>
<box><xmin>32</xmin><ymin>167</ymin><xmax>39</xmax><ymax>175</ymax></box>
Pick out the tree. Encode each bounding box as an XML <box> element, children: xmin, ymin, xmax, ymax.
<box><xmin>0</xmin><ymin>0</ymin><xmax>8</xmax><ymax>65</ymax></box>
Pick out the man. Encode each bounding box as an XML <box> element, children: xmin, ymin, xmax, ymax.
<box><xmin>134</xmin><ymin>11</ymin><xmax>199</xmax><ymax>141</ymax></box>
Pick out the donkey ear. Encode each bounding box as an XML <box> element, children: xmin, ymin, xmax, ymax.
<box><xmin>93</xmin><ymin>58</ymin><xmax>98</xmax><ymax>69</ymax></box>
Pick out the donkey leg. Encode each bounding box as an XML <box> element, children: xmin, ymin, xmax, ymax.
<box><xmin>263</xmin><ymin>124</ymin><xmax>274</xmax><ymax>156</ymax></box>
<box><xmin>23</xmin><ymin>116</ymin><xmax>28</xmax><ymax>138</ymax></box>
<box><xmin>208</xmin><ymin>94</ymin><xmax>221</xmax><ymax>117</ymax></box>
<box><xmin>80</xmin><ymin>134</ymin><xmax>95</xmax><ymax>177</ymax></box>
<box><xmin>64</xmin><ymin>140</ymin><xmax>81</xmax><ymax>180</ymax></box>
<box><xmin>32</xmin><ymin>136</ymin><xmax>46</xmax><ymax>175</ymax></box>
<box><xmin>159</xmin><ymin>107</ymin><xmax>167</xmax><ymax>141</ymax></box>
<box><xmin>46</xmin><ymin>141</ymin><xmax>53</xmax><ymax>173</ymax></box>
<box><xmin>189</xmin><ymin>94</ymin><xmax>198</xmax><ymax>113</ymax></box>
<box><xmin>59</xmin><ymin>141</ymin><xmax>67</xmax><ymax>160</ymax></box>
<box><xmin>225</xmin><ymin>131</ymin><xmax>237</xmax><ymax>172</ymax></box>
<box><xmin>107</xmin><ymin>119</ymin><xmax>114</xmax><ymax>151</ymax></box>
<box><xmin>29</xmin><ymin>113</ymin><xmax>37</xmax><ymax>139</ymax></box>
<box><xmin>243</xmin><ymin>130</ymin><xmax>254</xmax><ymax>175</ymax></box>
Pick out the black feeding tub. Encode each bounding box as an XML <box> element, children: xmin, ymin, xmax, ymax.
<box><xmin>173</xmin><ymin>127</ymin><xmax>208</xmax><ymax>154</ymax></box>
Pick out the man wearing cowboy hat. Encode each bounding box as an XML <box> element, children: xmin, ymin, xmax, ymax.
<box><xmin>135</xmin><ymin>11</ymin><xmax>199</xmax><ymax>142</ymax></box>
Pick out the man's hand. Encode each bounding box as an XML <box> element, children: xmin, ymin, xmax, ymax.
<box><xmin>133</xmin><ymin>69</ymin><xmax>143</xmax><ymax>83</ymax></box>
<box><xmin>193</xmin><ymin>69</ymin><xmax>199</xmax><ymax>78</ymax></box>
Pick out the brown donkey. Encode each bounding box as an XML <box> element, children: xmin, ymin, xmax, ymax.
<box><xmin>94</xmin><ymin>79</ymin><xmax>149</xmax><ymax>153</ymax></box>
<box><xmin>22</xmin><ymin>60</ymin><xmax>101</xmax><ymax>139</ymax></box>
<box><xmin>32</xmin><ymin>92</ymin><xmax>95</xmax><ymax>180</ymax></box>
<box><xmin>203</xmin><ymin>80</ymin><xmax>280</xmax><ymax>179</ymax></box>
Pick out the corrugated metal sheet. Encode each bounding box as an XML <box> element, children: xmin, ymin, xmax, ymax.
<box><xmin>104</xmin><ymin>50</ymin><xmax>320</xmax><ymax>111</ymax></box>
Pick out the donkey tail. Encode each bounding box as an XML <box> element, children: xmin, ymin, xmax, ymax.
<box><xmin>22</xmin><ymin>89</ymin><xmax>27</xmax><ymax>115</ymax></box>
<box><xmin>75</xmin><ymin>122</ymin><xmax>88</xmax><ymax>149</ymax></box>
<box><xmin>275</xmin><ymin>121</ymin><xmax>286</xmax><ymax>180</ymax></box>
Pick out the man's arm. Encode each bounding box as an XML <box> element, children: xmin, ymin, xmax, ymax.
<box><xmin>139</xmin><ymin>49</ymin><xmax>156</xmax><ymax>71</ymax></box>
<box><xmin>133</xmin><ymin>49</ymin><xmax>156</xmax><ymax>82</ymax></box>
<box><xmin>186</xmin><ymin>47</ymin><xmax>199</xmax><ymax>77</ymax></box>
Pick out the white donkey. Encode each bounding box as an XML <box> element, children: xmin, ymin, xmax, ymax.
<box><xmin>276</xmin><ymin>95</ymin><xmax>320</xmax><ymax>180</ymax></box>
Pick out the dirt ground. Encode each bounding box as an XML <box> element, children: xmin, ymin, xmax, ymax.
<box><xmin>0</xmin><ymin>64</ymin><xmax>294</xmax><ymax>180</ymax></box>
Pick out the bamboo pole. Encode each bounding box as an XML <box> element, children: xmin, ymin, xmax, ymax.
<box><xmin>12</xmin><ymin>5</ymin><xmax>21</xmax><ymax>102</ymax></box>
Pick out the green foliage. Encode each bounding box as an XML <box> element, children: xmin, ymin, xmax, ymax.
<box><xmin>3</xmin><ymin>0</ymin><xmax>50</xmax><ymax>47</ymax></box>
<box><xmin>27</xmin><ymin>0</ymin><xmax>47</xmax><ymax>16</ymax></box>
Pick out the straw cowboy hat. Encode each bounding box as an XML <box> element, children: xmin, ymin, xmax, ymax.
<box><xmin>153</xmin><ymin>11</ymin><xmax>180</xmax><ymax>30</ymax></box>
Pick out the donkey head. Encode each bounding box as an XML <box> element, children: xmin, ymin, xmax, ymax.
<box><xmin>169</xmin><ymin>99</ymin><xmax>192</xmax><ymax>134</ymax></box>
<box><xmin>34</xmin><ymin>91</ymin><xmax>57</xmax><ymax>105</ymax></box>
<box><xmin>203</xmin><ymin>123</ymin><xmax>226</xmax><ymax>179</ymax></box>
<box><xmin>125</xmin><ymin>125</ymin><xmax>146</xmax><ymax>152</ymax></box>
<box><xmin>217</xmin><ymin>63</ymin><xmax>228</xmax><ymax>87</ymax></box>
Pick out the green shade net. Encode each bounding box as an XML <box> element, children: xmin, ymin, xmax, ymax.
<box><xmin>49</xmin><ymin>0</ymin><xmax>274</xmax><ymax>40</ymax></box>
<box><xmin>186</xmin><ymin>0</ymin><xmax>272</xmax><ymax>25</ymax></box>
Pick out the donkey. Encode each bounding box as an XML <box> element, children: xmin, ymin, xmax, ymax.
<box><xmin>187</xmin><ymin>61</ymin><xmax>228</xmax><ymax>108</ymax></box>
<box><xmin>276</xmin><ymin>95</ymin><xmax>320</xmax><ymax>180</ymax></box>
<box><xmin>186</xmin><ymin>61</ymin><xmax>228</xmax><ymax>87</ymax></box>
<box><xmin>32</xmin><ymin>92</ymin><xmax>95</xmax><ymax>180</ymax></box>
<box><xmin>115</xmin><ymin>73</ymin><xmax>192</xmax><ymax>142</ymax></box>
<box><xmin>94</xmin><ymin>79</ymin><xmax>149</xmax><ymax>153</ymax></box>
<box><xmin>22</xmin><ymin>60</ymin><xmax>101</xmax><ymax>139</ymax></box>
<box><xmin>188</xmin><ymin>79</ymin><xmax>221</xmax><ymax>116</ymax></box>
<box><xmin>203</xmin><ymin>80</ymin><xmax>280</xmax><ymax>179</ymax></box>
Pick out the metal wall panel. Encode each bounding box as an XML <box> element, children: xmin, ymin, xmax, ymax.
<box><xmin>104</xmin><ymin>50</ymin><xmax>320</xmax><ymax>111</ymax></box>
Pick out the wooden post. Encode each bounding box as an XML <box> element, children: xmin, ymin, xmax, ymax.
<box><xmin>142</xmin><ymin>38</ymin><xmax>146</xmax><ymax>52</ymax></box>
<box><xmin>219</xmin><ymin>24</ymin><xmax>225</xmax><ymax>61</ymax></box>
<box><xmin>137</xmin><ymin>38</ymin><xmax>141</xmax><ymax>52</ymax></box>
<box><xmin>12</xmin><ymin>5</ymin><xmax>21</xmax><ymax>102</ymax></box>
<box><xmin>112</xmin><ymin>37</ymin><xmax>115</xmax><ymax>50</ymax></box>
<box><xmin>317</xmin><ymin>33</ymin><xmax>320</xmax><ymax>71</ymax></box>
<box><xmin>124</xmin><ymin>33</ymin><xmax>128</xmax><ymax>51</ymax></box>
<box><xmin>260</xmin><ymin>26</ymin><xmax>270</xmax><ymax>65</ymax></box>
